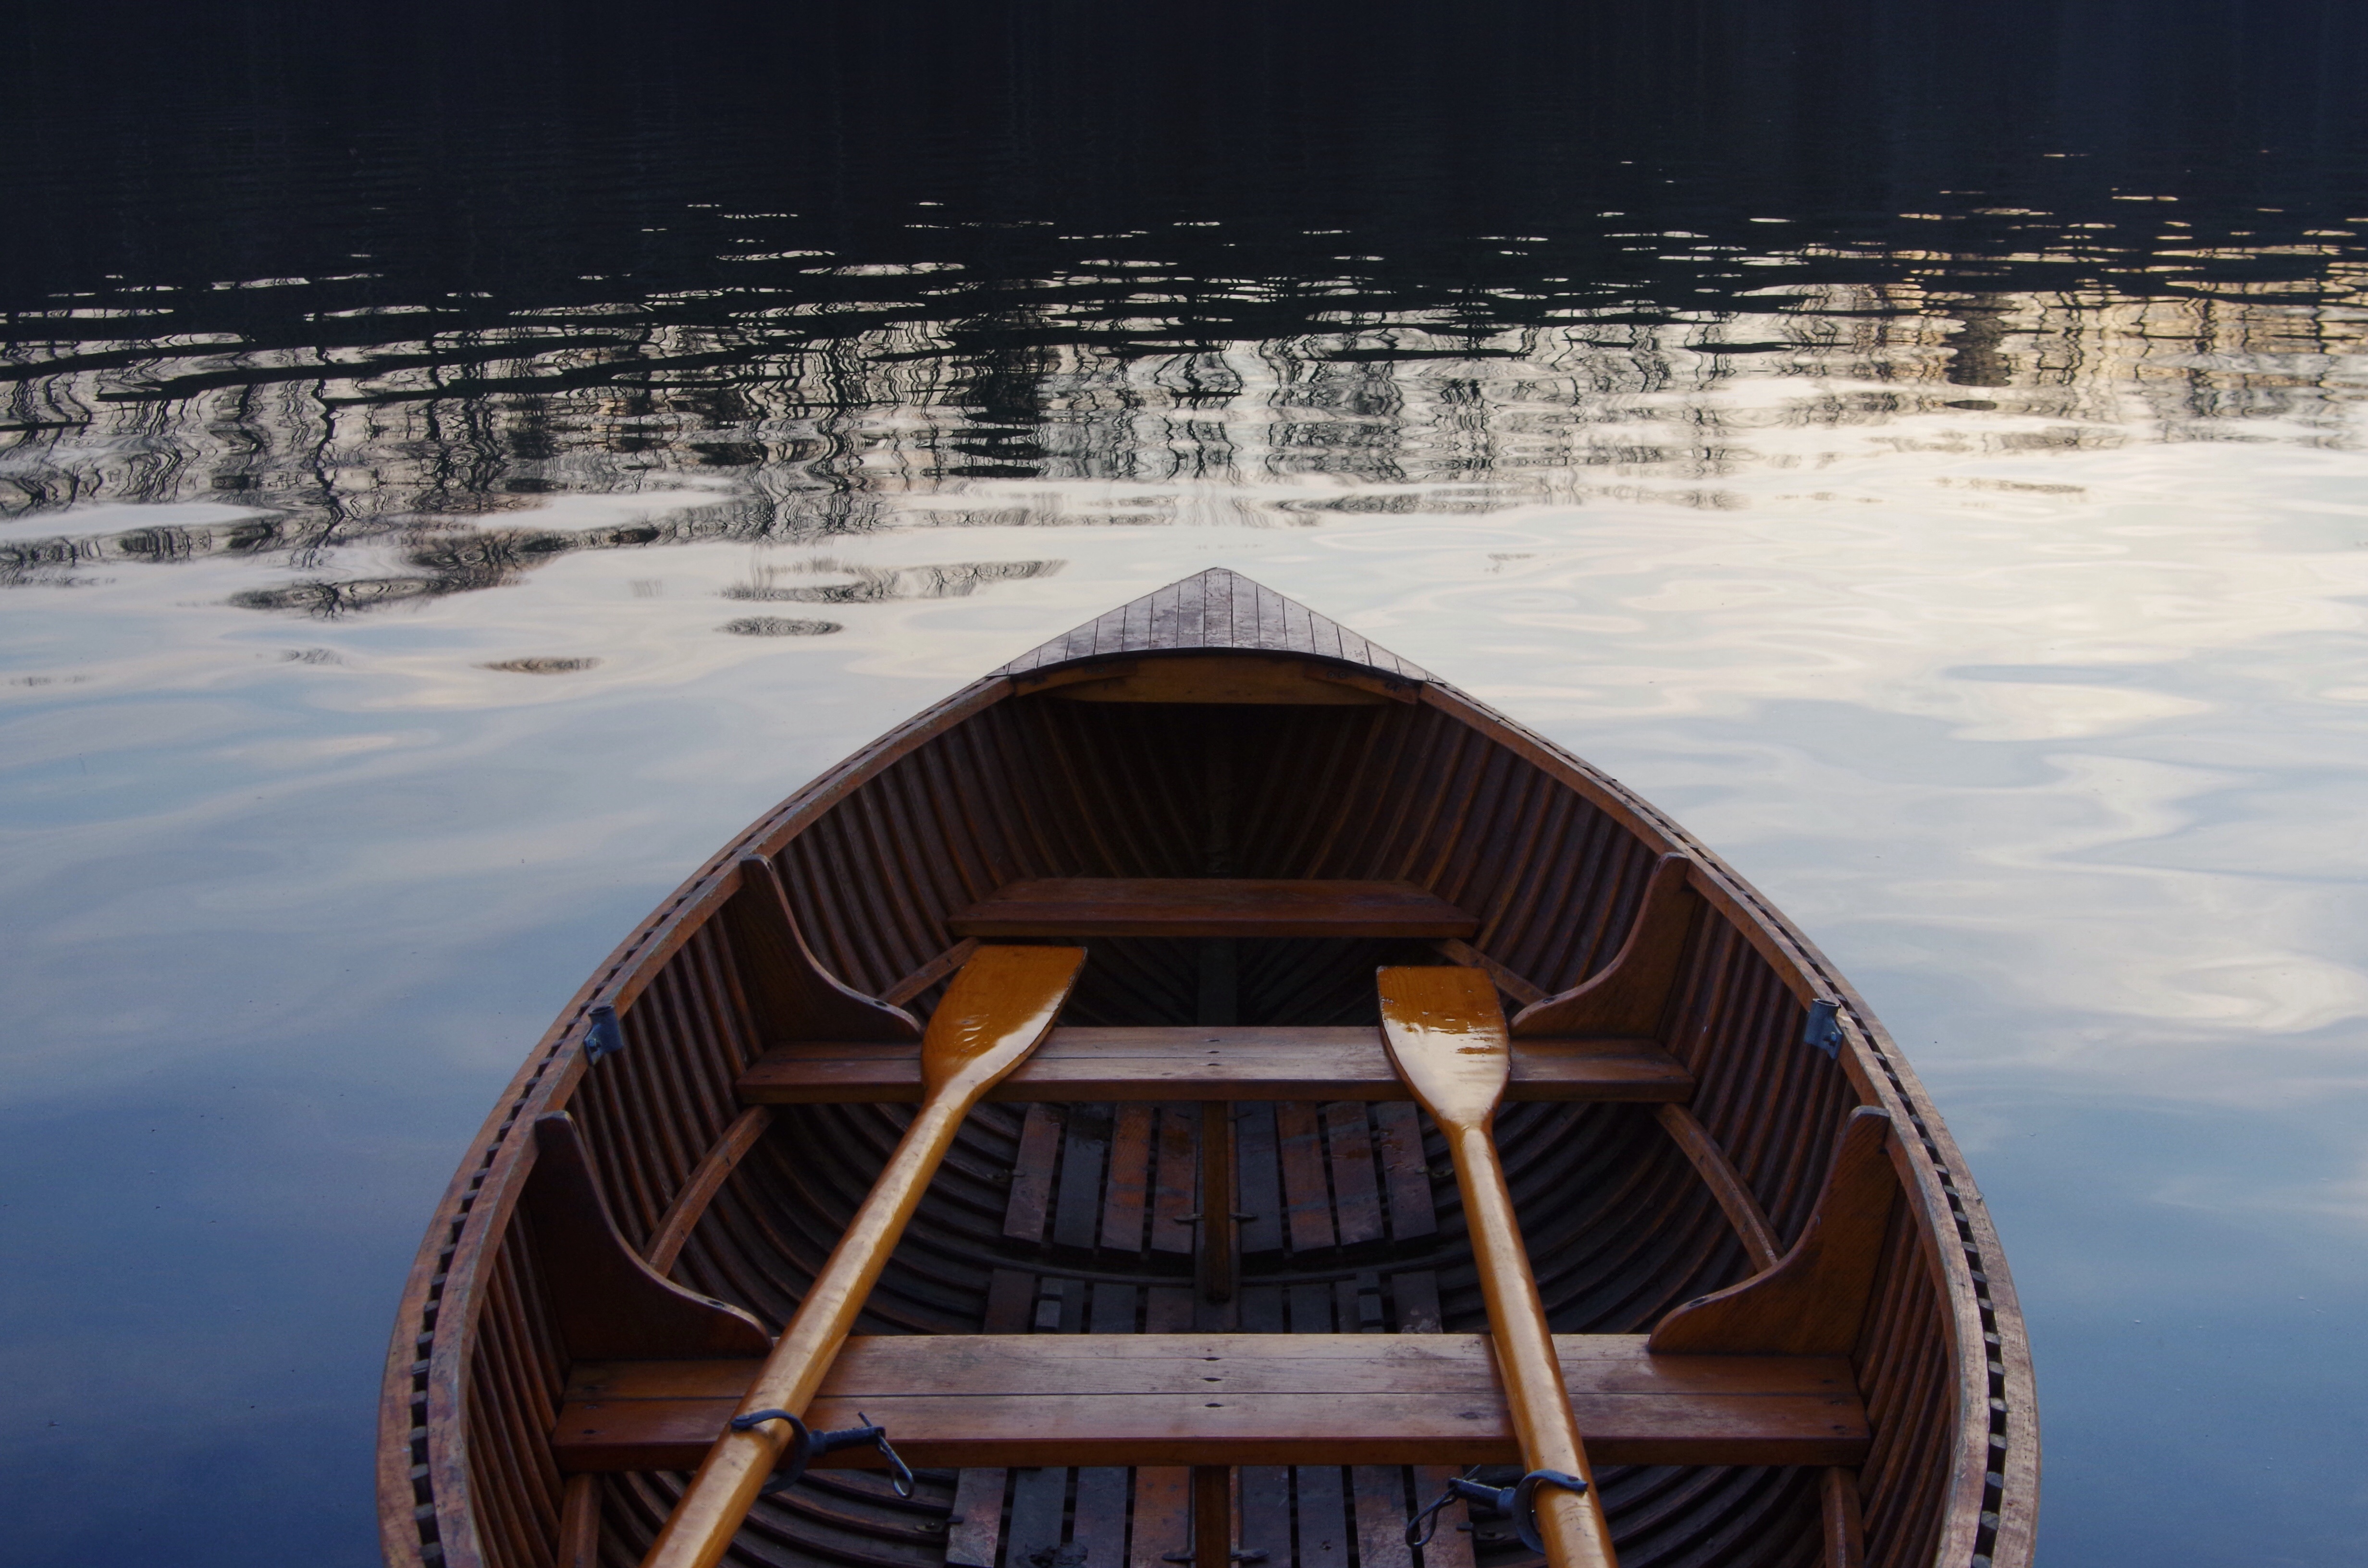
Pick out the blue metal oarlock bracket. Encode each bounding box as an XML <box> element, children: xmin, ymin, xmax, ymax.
<box><xmin>1802</xmin><ymin>997</ymin><xmax>1843</xmax><ymax>1058</ymax></box>
<box><xmin>583</xmin><ymin>1003</ymin><xmax>627</xmax><ymax>1063</ymax></box>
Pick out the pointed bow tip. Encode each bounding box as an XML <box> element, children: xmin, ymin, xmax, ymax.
<box><xmin>996</xmin><ymin>567</ymin><xmax>1430</xmax><ymax>682</ymax></box>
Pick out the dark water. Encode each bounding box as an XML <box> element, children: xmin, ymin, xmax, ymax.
<box><xmin>5</xmin><ymin>3</ymin><xmax>2368</xmax><ymax>1564</ymax></box>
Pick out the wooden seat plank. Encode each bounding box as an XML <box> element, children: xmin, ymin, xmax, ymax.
<box><xmin>739</xmin><ymin>1027</ymin><xmax>1692</xmax><ymax>1104</ymax></box>
<box><xmin>949</xmin><ymin>878</ymin><xmax>1477</xmax><ymax>940</ymax></box>
<box><xmin>554</xmin><ymin>1334</ymin><xmax>1868</xmax><ymax>1472</ymax></box>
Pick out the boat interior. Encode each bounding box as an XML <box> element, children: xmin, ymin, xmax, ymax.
<box><xmin>406</xmin><ymin>640</ymin><xmax>2007</xmax><ymax>1568</ymax></box>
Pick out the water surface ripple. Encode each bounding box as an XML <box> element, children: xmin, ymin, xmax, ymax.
<box><xmin>3</xmin><ymin>5</ymin><xmax>2367</xmax><ymax>1565</ymax></box>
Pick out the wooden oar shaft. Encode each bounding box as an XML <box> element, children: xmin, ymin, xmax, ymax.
<box><xmin>1444</xmin><ymin>1123</ymin><xmax>1617</xmax><ymax>1568</ymax></box>
<box><xmin>641</xmin><ymin>945</ymin><xmax>1084</xmax><ymax>1568</ymax></box>
<box><xmin>641</xmin><ymin>1094</ymin><xmax>972</xmax><ymax>1568</ymax></box>
<box><xmin>1376</xmin><ymin>965</ymin><xmax>1618</xmax><ymax>1568</ymax></box>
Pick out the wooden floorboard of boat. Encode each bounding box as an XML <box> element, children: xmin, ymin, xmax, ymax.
<box><xmin>737</xmin><ymin>1026</ymin><xmax>1692</xmax><ymax>1102</ymax></box>
<box><xmin>552</xmin><ymin>1333</ymin><xmax>1866</xmax><ymax>1471</ymax></box>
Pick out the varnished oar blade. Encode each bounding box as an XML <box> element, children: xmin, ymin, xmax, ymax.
<box><xmin>1377</xmin><ymin>964</ymin><xmax>1511</xmax><ymax>1127</ymax></box>
<box><xmin>922</xmin><ymin>944</ymin><xmax>1088</xmax><ymax>1093</ymax></box>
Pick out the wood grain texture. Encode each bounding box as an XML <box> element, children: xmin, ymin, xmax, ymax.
<box><xmin>1377</xmin><ymin>966</ymin><xmax>1620</xmax><ymax>1568</ymax></box>
<box><xmin>1821</xmin><ymin>1465</ymin><xmax>1868</xmax><ymax>1568</ymax></box>
<box><xmin>637</xmin><ymin>945</ymin><xmax>1085</xmax><ymax>1568</ymax></box>
<box><xmin>1192</xmin><ymin>1466</ymin><xmax>1231</xmax><ymax>1568</ymax></box>
<box><xmin>1652</xmin><ymin>1103</ymin><xmax>1783</xmax><ymax>1273</ymax></box>
<box><xmin>554</xmin><ymin>1474</ymin><xmax>601</xmax><ymax>1568</ymax></box>
<box><xmin>554</xmin><ymin>1334</ymin><xmax>1867</xmax><ymax>1470</ymax></box>
<box><xmin>942</xmin><ymin>1267</ymin><xmax>1034</xmax><ymax>1568</ymax></box>
<box><xmin>1512</xmin><ymin>854</ymin><xmax>1701</xmax><ymax>1038</ymax></box>
<box><xmin>519</xmin><ymin>1115</ymin><xmax>770</xmax><ymax>1362</ymax></box>
<box><xmin>721</xmin><ymin>854</ymin><xmax>921</xmax><ymax>1043</ymax></box>
<box><xmin>877</xmin><ymin>938</ymin><xmax>980</xmax><ymax>1007</ymax></box>
<box><xmin>950</xmin><ymin>878</ymin><xmax>1476</xmax><ymax>940</ymax></box>
<box><xmin>998</xmin><ymin>569</ymin><xmax>1430</xmax><ymax>683</ymax></box>
<box><xmin>1649</xmin><ymin>1109</ymin><xmax>1898</xmax><ymax>1356</ymax></box>
<box><xmin>1431</xmin><ymin>937</ymin><xmax>1550</xmax><ymax>1007</ymax></box>
<box><xmin>738</xmin><ymin>1027</ymin><xmax>1691</xmax><ymax>1103</ymax></box>
<box><xmin>642</xmin><ymin>1108</ymin><xmax>772</xmax><ymax>1277</ymax></box>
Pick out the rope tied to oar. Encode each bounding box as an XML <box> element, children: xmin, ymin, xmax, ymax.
<box><xmin>727</xmin><ymin>1409</ymin><xmax>915</xmax><ymax>1499</ymax></box>
<box><xmin>1405</xmin><ymin>1468</ymin><xmax>1591</xmax><ymax>1555</ymax></box>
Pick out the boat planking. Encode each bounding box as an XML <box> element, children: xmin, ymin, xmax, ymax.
<box><xmin>380</xmin><ymin>568</ymin><xmax>2036</xmax><ymax>1568</ymax></box>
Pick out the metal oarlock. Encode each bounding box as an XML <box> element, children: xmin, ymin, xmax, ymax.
<box><xmin>728</xmin><ymin>1409</ymin><xmax>916</xmax><ymax>1498</ymax></box>
<box><xmin>1802</xmin><ymin>997</ymin><xmax>1844</xmax><ymax>1057</ymax></box>
<box><xmin>1406</xmin><ymin>1468</ymin><xmax>1591</xmax><ymax>1555</ymax></box>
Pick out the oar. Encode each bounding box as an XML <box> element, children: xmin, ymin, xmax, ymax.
<box><xmin>641</xmin><ymin>943</ymin><xmax>1088</xmax><ymax>1568</ymax></box>
<box><xmin>1377</xmin><ymin>965</ymin><xmax>1621</xmax><ymax>1568</ymax></box>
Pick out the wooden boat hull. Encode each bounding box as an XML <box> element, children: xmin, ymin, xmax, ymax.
<box><xmin>380</xmin><ymin>570</ymin><xmax>2035</xmax><ymax>1568</ymax></box>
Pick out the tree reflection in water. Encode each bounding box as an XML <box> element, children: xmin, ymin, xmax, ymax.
<box><xmin>4</xmin><ymin>0</ymin><xmax>2363</xmax><ymax>615</ymax></box>
<box><xmin>5</xmin><ymin>266</ymin><xmax>2363</xmax><ymax>611</ymax></box>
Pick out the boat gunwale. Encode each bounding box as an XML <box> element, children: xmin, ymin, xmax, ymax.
<box><xmin>380</xmin><ymin>641</ymin><xmax>2035</xmax><ymax>1568</ymax></box>
<box><xmin>1420</xmin><ymin>678</ymin><xmax>2038</xmax><ymax>1568</ymax></box>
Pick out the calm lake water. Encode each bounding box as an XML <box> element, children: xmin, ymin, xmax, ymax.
<box><xmin>5</xmin><ymin>4</ymin><xmax>2367</xmax><ymax>1563</ymax></box>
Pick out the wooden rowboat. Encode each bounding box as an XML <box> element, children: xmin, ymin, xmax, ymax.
<box><xmin>379</xmin><ymin>569</ymin><xmax>2037</xmax><ymax>1568</ymax></box>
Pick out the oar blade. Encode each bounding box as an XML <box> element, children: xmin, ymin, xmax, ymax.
<box><xmin>922</xmin><ymin>944</ymin><xmax>1088</xmax><ymax>1094</ymax></box>
<box><xmin>1377</xmin><ymin>964</ymin><xmax>1511</xmax><ymax>1127</ymax></box>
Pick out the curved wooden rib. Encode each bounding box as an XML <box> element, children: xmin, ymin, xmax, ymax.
<box><xmin>879</xmin><ymin>939</ymin><xmax>980</xmax><ymax>1007</ymax></box>
<box><xmin>1431</xmin><ymin>937</ymin><xmax>1550</xmax><ymax>1008</ymax></box>
<box><xmin>641</xmin><ymin>944</ymin><xmax>1086</xmax><ymax>1568</ymax></box>
<box><xmin>644</xmin><ymin>1108</ymin><xmax>775</xmax><ymax>1277</ymax></box>
<box><xmin>1822</xmin><ymin>1466</ymin><xmax>1868</xmax><ymax>1568</ymax></box>
<box><xmin>1378</xmin><ymin>965</ymin><xmax>1620</xmax><ymax>1568</ymax></box>
<box><xmin>555</xmin><ymin>1474</ymin><xmax>601</xmax><ymax>1568</ymax></box>
<box><xmin>723</xmin><ymin>853</ymin><xmax>922</xmax><ymax>1043</ymax></box>
<box><xmin>1653</xmin><ymin>1103</ymin><xmax>1782</xmax><ymax>1272</ymax></box>
<box><xmin>521</xmin><ymin>1115</ymin><xmax>772</xmax><ymax>1362</ymax></box>
<box><xmin>1511</xmin><ymin>853</ymin><xmax>1700</xmax><ymax>1038</ymax></box>
<box><xmin>1649</xmin><ymin>1107</ymin><xmax>1896</xmax><ymax>1356</ymax></box>
<box><xmin>1653</xmin><ymin>1102</ymin><xmax>1869</xmax><ymax>1568</ymax></box>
